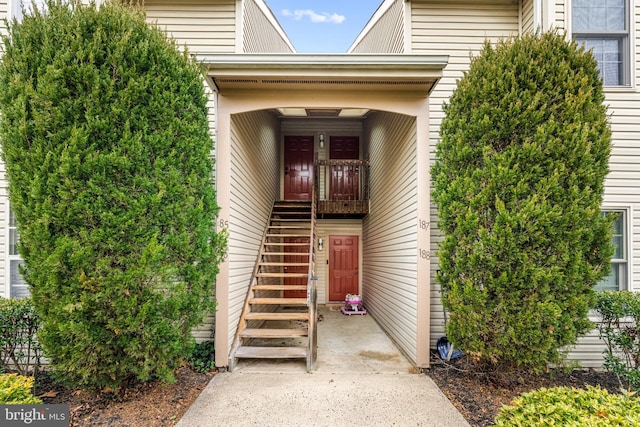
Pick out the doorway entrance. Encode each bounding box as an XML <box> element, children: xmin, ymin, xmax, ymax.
<box><xmin>328</xmin><ymin>235</ymin><xmax>359</xmax><ymax>302</ymax></box>
<box><xmin>330</xmin><ymin>136</ymin><xmax>359</xmax><ymax>200</ymax></box>
<box><xmin>284</xmin><ymin>136</ymin><xmax>314</xmax><ymax>201</ymax></box>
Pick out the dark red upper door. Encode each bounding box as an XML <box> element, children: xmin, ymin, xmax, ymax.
<box><xmin>330</xmin><ymin>136</ymin><xmax>359</xmax><ymax>200</ymax></box>
<box><xmin>284</xmin><ymin>136</ymin><xmax>314</xmax><ymax>201</ymax></box>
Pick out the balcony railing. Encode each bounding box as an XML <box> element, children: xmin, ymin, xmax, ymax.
<box><xmin>314</xmin><ymin>159</ymin><xmax>370</xmax><ymax>217</ymax></box>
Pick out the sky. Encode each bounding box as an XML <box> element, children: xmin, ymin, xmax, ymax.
<box><xmin>264</xmin><ymin>1</ymin><xmax>384</xmax><ymax>53</ymax></box>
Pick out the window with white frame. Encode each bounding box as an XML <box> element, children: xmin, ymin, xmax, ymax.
<box><xmin>572</xmin><ymin>0</ymin><xmax>630</xmax><ymax>86</ymax></box>
<box><xmin>9</xmin><ymin>0</ymin><xmax>49</xmax><ymax>21</ymax></box>
<box><xmin>8</xmin><ymin>209</ymin><xmax>29</xmax><ymax>298</ymax></box>
<box><xmin>595</xmin><ymin>210</ymin><xmax>628</xmax><ymax>291</ymax></box>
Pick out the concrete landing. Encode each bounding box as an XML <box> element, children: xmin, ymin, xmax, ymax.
<box><xmin>177</xmin><ymin>306</ymin><xmax>470</xmax><ymax>427</ymax></box>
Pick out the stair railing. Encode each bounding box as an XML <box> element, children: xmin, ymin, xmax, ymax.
<box><xmin>306</xmin><ymin>190</ymin><xmax>318</xmax><ymax>371</ymax></box>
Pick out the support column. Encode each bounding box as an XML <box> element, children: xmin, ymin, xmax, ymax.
<box><xmin>415</xmin><ymin>102</ymin><xmax>431</xmax><ymax>368</ymax></box>
<box><xmin>214</xmin><ymin>97</ymin><xmax>231</xmax><ymax>369</ymax></box>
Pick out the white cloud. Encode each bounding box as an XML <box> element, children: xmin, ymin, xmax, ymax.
<box><xmin>281</xmin><ymin>9</ymin><xmax>345</xmax><ymax>24</ymax></box>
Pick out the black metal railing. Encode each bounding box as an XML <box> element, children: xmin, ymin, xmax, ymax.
<box><xmin>314</xmin><ymin>159</ymin><xmax>370</xmax><ymax>217</ymax></box>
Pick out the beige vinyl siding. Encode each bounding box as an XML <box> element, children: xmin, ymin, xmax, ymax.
<box><xmin>242</xmin><ymin>0</ymin><xmax>294</xmax><ymax>53</ymax></box>
<box><xmin>226</xmin><ymin>110</ymin><xmax>280</xmax><ymax>350</ymax></box>
<box><xmin>0</xmin><ymin>0</ymin><xmax>6</xmax><ymax>298</ymax></box>
<box><xmin>280</xmin><ymin>119</ymin><xmax>362</xmax><ymax>154</ymax></box>
<box><xmin>363</xmin><ymin>111</ymin><xmax>419</xmax><ymax>363</ymax></box>
<box><xmin>521</xmin><ymin>0</ymin><xmax>534</xmax><ymax>34</ymax></box>
<box><xmin>350</xmin><ymin>0</ymin><xmax>405</xmax><ymax>53</ymax></box>
<box><xmin>191</xmin><ymin>85</ymin><xmax>217</xmax><ymax>341</ymax></box>
<box><xmin>637</xmin><ymin>1</ymin><xmax>640</xmax><ymax>89</ymax></box>
<box><xmin>144</xmin><ymin>0</ymin><xmax>236</xmax><ymax>55</ymax></box>
<box><xmin>411</xmin><ymin>0</ymin><xmax>520</xmax><ymax>347</ymax></box>
<box><xmin>0</xmin><ymin>163</ymin><xmax>6</xmax><ymax>299</ymax></box>
<box><xmin>205</xmin><ymin>84</ymin><xmax>217</xmax><ymax>181</ymax></box>
<box><xmin>556</xmin><ymin>0</ymin><xmax>640</xmax><ymax>367</ymax></box>
<box><xmin>0</xmin><ymin>0</ymin><xmax>7</xmax><ymax>36</ymax></box>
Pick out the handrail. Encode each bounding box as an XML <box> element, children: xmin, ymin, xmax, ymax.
<box><xmin>306</xmin><ymin>188</ymin><xmax>318</xmax><ymax>371</ymax></box>
<box><xmin>314</xmin><ymin>158</ymin><xmax>370</xmax><ymax>216</ymax></box>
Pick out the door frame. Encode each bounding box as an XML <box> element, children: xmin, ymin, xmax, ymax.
<box><xmin>327</xmin><ymin>234</ymin><xmax>360</xmax><ymax>302</ymax></box>
<box><xmin>283</xmin><ymin>135</ymin><xmax>314</xmax><ymax>201</ymax></box>
<box><xmin>329</xmin><ymin>136</ymin><xmax>360</xmax><ymax>201</ymax></box>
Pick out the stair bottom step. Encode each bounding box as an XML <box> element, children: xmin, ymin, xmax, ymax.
<box><xmin>235</xmin><ymin>346</ymin><xmax>308</xmax><ymax>359</ymax></box>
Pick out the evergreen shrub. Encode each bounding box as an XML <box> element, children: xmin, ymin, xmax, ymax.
<box><xmin>432</xmin><ymin>31</ymin><xmax>613</xmax><ymax>370</ymax></box>
<box><xmin>0</xmin><ymin>1</ymin><xmax>226</xmax><ymax>389</ymax></box>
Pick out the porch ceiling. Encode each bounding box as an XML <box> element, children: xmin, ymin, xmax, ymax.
<box><xmin>197</xmin><ymin>54</ymin><xmax>449</xmax><ymax>93</ymax></box>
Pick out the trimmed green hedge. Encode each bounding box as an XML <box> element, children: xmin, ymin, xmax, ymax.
<box><xmin>432</xmin><ymin>31</ymin><xmax>613</xmax><ymax>370</ymax></box>
<box><xmin>0</xmin><ymin>1</ymin><xmax>226</xmax><ymax>389</ymax></box>
<box><xmin>494</xmin><ymin>386</ymin><xmax>640</xmax><ymax>426</ymax></box>
<box><xmin>0</xmin><ymin>374</ymin><xmax>42</xmax><ymax>404</ymax></box>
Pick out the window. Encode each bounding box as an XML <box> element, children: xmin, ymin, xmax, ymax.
<box><xmin>9</xmin><ymin>0</ymin><xmax>49</xmax><ymax>21</ymax></box>
<box><xmin>8</xmin><ymin>209</ymin><xmax>29</xmax><ymax>298</ymax></box>
<box><xmin>595</xmin><ymin>210</ymin><xmax>627</xmax><ymax>291</ymax></box>
<box><xmin>572</xmin><ymin>0</ymin><xmax>630</xmax><ymax>86</ymax></box>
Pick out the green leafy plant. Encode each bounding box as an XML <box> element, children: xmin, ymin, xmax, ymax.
<box><xmin>189</xmin><ymin>341</ymin><xmax>215</xmax><ymax>373</ymax></box>
<box><xmin>0</xmin><ymin>298</ymin><xmax>42</xmax><ymax>375</ymax></box>
<box><xmin>0</xmin><ymin>0</ymin><xmax>226</xmax><ymax>390</ymax></box>
<box><xmin>0</xmin><ymin>374</ymin><xmax>42</xmax><ymax>404</ymax></box>
<box><xmin>595</xmin><ymin>291</ymin><xmax>640</xmax><ymax>391</ymax></box>
<box><xmin>432</xmin><ymin>31</ymin><xmax>614</xmax><ymax>371</ymax></box>
<box><xmin>494</xmin><ymin>386</ymin><xmax>640</xmax><ymax>426</ymax></box>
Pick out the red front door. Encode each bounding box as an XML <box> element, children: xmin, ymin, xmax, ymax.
<box><xmin>329</xmin><ymin>235</ymin><xmax>359</xmax><ymax>302</ymax></box>
<box><xmin>284</xmin><ymin>136</ymin><xmax>314</xmax><ymax>201</ymax></box>
<box><xmin>330</xmin><ymin>136</ymin><xmax>359</xmax><ymax>200</ymax></box>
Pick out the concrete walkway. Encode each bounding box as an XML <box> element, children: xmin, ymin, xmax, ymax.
<box><xmin>177</xmin><ymin>306</ymin><xmax>470</xmax><ymax>427</ymax></box>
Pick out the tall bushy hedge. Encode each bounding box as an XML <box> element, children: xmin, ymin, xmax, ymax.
<box><xmin>0</xmin><ymin>1</ymin><xmax>225</xmax><ymax>389</ymax></box>
<box><xmin>432</xmin><ymin>31</ymin><xmax>613</xmax><ymax>370</ymax></box>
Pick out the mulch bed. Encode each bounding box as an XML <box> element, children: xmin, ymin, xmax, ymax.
<box><xmin>426</xmin><ymin>355</ymin><xmax>623</xmax><ymax>427</ymax></box>
<box><xmin>34</xmin><ymin>367</ymin><xmax>214</xmax><ymax>427</ymax></box>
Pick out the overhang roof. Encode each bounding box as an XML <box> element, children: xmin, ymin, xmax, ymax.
<box><xmin>196</xmin><ymin>54</ymin><xmax>449</xmax><ymax>93</ymax></box>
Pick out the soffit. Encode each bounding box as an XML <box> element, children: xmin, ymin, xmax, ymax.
<box><xmin>197</xmin><ymin>54</ymin><xmax>449</xmax><ymax>93</ymax></box>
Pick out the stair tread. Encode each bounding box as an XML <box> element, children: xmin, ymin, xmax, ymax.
<box><xmin>261</xmin><ymin>252</ymin><xmax>311</xmax><ymax>257</ymax></box>
<box><xmin>272</xmin><ymin>212</ymin><xmax>312</xmax><ymax>215</ymax></box>
<box><xmin>250</xmin><ymin>298</ymin><xmax>307</xmax><ymax>305</ymax></box>
<box><xmin>240</xmin><ymin>328</ymin><xmax>308</xmax><ymax>338</ymax></box>
<box><xmin>264</xmin><ymin>242</ymin><xmax>310</xmax><ymax>246</ymax></box>
<box><xmin>267</xmin><ymin>234</ymin><xmax>311</xmax><ymax>237</ymax></box>
<box><xmin>253</xmin><ymin>285</ymin><xmax>307</xmax><ymax>291</ymax></box>
<box><xmin>245</xmin><ymin>312</ymin><xmax>310</xmax><ymax>321</ymax></box>
<box><xmin>235</xmin><ymin>346</ymin><xmax>308</xmax><ymax>359</ymax></box>
<box><xmin>259</xmin><ymin>262</ymin><xmax>309</xmax><ymax>266</ymax></box>
<box><xmin>256</xmin><ymin>272</ymin><xmax>308</xmax><ymax>278</ymax></box>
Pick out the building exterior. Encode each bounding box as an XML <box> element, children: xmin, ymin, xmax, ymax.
<box><xmin>0</xmin><ymin>0</ymin><xmax>638</xmax><ymax>370</ymax></box>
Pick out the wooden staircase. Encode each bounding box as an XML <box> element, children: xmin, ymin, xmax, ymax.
<box><xmin>230</xmin><ymin>200</ymin><xmax>317</xmax><ymax>371</ymax></box>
